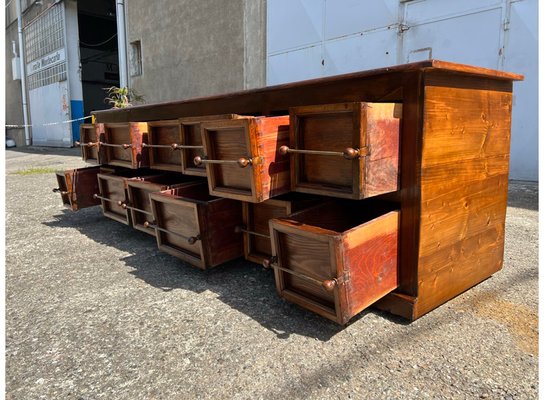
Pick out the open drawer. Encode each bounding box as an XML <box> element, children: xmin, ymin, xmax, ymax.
<box><xmin>102</xmin><ymin>122</ymin><xmax>149</xmax><ymax>169</ymax></box>
<box><xmin>126</xmin><ymin>174</ymin><xmax>204</xmax><ymax>235</ymax></box>
<box><xmin>197</xmin><ymin>116</ymin><xmax>290</xmax><ymax>203</ymax></box>
<box><xmin>95</xmin><ymin>170</ymin><xmax>160</xmax><ymax>225</ymax></box>
<box><xmin>149</xmin><ymin>183</ymin><xmax>243</xmax><ymax>269</ymax></box>
<box><xmin>285</xmin><ymin>102</ymin><xmax>401</xmax><ymax>199</ymax></box>
<box><xmin>266</xmin><ymin>201</ymin><xmax>399</xmax><ymax>324</ymax></box>
<box><xmin>144</xmin><ymin>114</ymin><xmax>242</xmax><ymax>176</ymax></box>
<box><xmin>238</xmin><ymin>193</ymin><xmax>322</xmax><ymax>264</ymax></box>
<box><xmin>54</xmin><ymin>166</ymin><xmax>107</xmax><ymax>211</ymax></box>
<box><xmin>76</xmin><ymin>123</ymin><xmax>106</xmax><ymax>164</ymax></box>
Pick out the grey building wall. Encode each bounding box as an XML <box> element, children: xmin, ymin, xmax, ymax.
<box><xmin>125</xmin><ymin>0</ymin><xmax>266</xmax><ymax>104</ymax></box>
<box><xmin>5</xmin><ymin>22</ymin><xmax>25</xmax><ymax>146</ymax></box>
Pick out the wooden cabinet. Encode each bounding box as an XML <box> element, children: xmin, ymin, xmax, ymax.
<box><xmin>148</xmin><ymin>183</ymin><xmax>243</xmax><ymax>269</ymax></box>
<box><xmin>239</xmin><ymin>194</ymin><xmax>322</xmax><ymax>264</ymax></box>
<box><xmin>103</xmin><ymin>122</ymin><xmax>149</xmax><ymax>169</ymax></box>
<box><xmin>197</xmin><ymin>116</ymin><xmax>290</xmax><ymax>203</ymax></box>
<box><xmin>77</xmin><ymin>124</ymin><xmax>105</xmax><ymax>164</ymax></box>
<box><xmin>54</xmin><ymin>166</ymin><xmax>104</xmax><ymax>211</ymax></box>
<box><xmin>93</xmin><ymin>60</ymin><xmax>523</xmax><ymax>322</ymax></box>
<box><xmin>285</xmin><ymin>102</ymin><xmax>400</xmax><ymax>199</ymax></box>
<box><xmin>126</xmin><ymin>174</ymin><xmax>205</xmax><ymax>235</ymax></box>
<box><xmin>267</xmin><ymin>202</ymin><xmax>399</xmax><ymax>324</ymax></box>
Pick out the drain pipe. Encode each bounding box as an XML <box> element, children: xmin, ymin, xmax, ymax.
<box><xmin>116</xmin><ymin>0</ymin><xmax>128</xmax><ymax>88</ymax></box>
<box><xmin>16</xmin><ymin>0</ymin><xmax>31</xmax><ymax>145</ymax></box>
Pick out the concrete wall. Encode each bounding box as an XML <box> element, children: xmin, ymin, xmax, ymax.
<box><xmin>125</xmin><ymin>0</ymin><xmax>266</xmax><ymax>104</ymax></box>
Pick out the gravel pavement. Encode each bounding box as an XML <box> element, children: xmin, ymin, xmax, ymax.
<box><xmin>5</xmin><ymin>147</ymin><xmax>538</xmax><ymax>399</ymax></box>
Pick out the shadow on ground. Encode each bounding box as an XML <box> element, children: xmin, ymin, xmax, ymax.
<box><xmin>43</xmin><ymin>207</ymin><xmax>392</xmax><ymax>341</ymax></box>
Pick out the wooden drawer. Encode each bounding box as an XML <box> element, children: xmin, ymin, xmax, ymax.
<box><xmin>238</xmin><ymin>194</ymin><xmax>322</xmax><ymax>264</ymax></box>
<box><xmin>126</xmin><ymin>174</ymin><xmax>204</xmax><ymax>235</ymax></box>
<box><xmin>77</xmin><ymin>123</ymin><xmax>106</xmax><ymax>164</ymax></box>
<box><xmin>145</xmin><ymin>114</ymin><xmax>241</xmax><ymax>175</ymax></box>
<box><xmin>267</xmin><ymin>201</ymin><xmax>399</xmax><ymax>324</ymax></box>
<box><xmin>196</xmin><ymin>116</ymin><xmax>290</xmax><ymax>203</ymax></box>
<box><xmin>103</xmin><ymin>122</ymin><xmax>149</xmax><ymax>169</ymax></box>
<box><xmin>54</xmin><ymin>166</ymin><xmax>105</xmax><ymax>211</ymax></box>
<box><xmin>95</xmin><ymin>170</ymin><xmax>160</xmax><ymax>225</ymax></box>
<box><xmin>149</xmin><ymin>183</ymin><xmax>243</xmax><ymax>269</ymax></box>
<box><xmin>284</xmin><ymin>103</ymin><xmax>401</xmax><ymax>199</ymax></box>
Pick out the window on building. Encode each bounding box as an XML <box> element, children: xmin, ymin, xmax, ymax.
<box><xmin>129</xmin><ymin>40</ymin><xmax>142</xmax><ymax>77</ymax></box>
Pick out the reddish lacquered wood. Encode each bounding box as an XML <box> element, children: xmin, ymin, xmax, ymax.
<box><xmin>199</xmin><ymin>116</ymin><xmax>290</xmax><ymax>203</ymax></box>
<box><xmin>288</xmin><ymin>102</ymin><xmax>400</xmax><ymax>199</ymax></box>
<box><xmin>268</xmin><ymin>201</ymin><xmax>399</xmax><ymax>324</ymax></box>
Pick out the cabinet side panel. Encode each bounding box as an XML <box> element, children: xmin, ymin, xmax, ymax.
<box><xmin>416</xmin><ymin>75</ymin><xmax>512</xmax><ymax>318</ymax></box>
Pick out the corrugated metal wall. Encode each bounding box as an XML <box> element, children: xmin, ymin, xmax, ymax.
<box><xmin>267</xmin><ymin>0</ymin><xmax>537</xmax><ymax>181</ymax></box>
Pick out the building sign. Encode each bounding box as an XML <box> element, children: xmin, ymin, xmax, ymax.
<box><xmin>27</xmin><ymin>48</ymin><xmax>66</xmax><ymax>75</ymax></box>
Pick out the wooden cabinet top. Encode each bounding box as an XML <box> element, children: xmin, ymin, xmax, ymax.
<box><xmin>93</xmin><ymin>60</ymin><xmax>523</xmax><ymax>124</ymax></box>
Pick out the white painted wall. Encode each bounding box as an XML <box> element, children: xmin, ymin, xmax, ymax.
<box><xmin>267</xmin><ymin>0</ymin><xmax>537</xmax><ymax>181</ymax></box>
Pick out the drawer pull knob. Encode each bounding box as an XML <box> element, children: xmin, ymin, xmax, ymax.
<box><xmin>52</xmin><ymin>188</ymin><xmax>69</xmax><ymax>195</ymax></box>
<box><xmin>194</xmin><ymin>156</ymin><xmax>258</xmax><ymax>168</ymax></box>
<box><xmin>234</xmin><ymin>225</ymin><xmax>271</xmax><ymax>239</ymax></box>
<box><xmin>263</xmin><ymin>256</ymin><xmax>342</xmax><ymax>291</ymax></box>
<box><xmin>100</xmin><ymin>142</ymin><xmax>132</xmax><ymax>149</ymax></box>
<box><xmin>75</xmin><ymin>141</ymin><xmax>97</xmax><ymax>148</ymax></box>
<box><xmin>279</xmin><ymin>145</ymin><xmax>367</xmax><ymax>160</ymax></box>
<box><xmin>143</xmin><ymin>221</ymin><xmax>200</xmax><ymax>244</ymax></box>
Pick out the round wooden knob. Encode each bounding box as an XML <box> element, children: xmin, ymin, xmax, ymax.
<box><xmin>237</xmin><ymin>158</ymin><xmax>251</xmax><ymax>168</ymax></box>
<box><xmin>194</xmin><ymin>156</ymin><xmax>203</xmax><ymax>166</ymax></box>
<box><xmin>93</xmin><ymin>194</ymin><xmax>99</xmax><ymax>199</ymax></box>
<box><xmin>171</xmin><ymin>143</ymin><xmax>180</xmax><ymax>150</ymax></box>
<box><xmin>322</xmin><ymin>279</ymin><xmax>337</xmax><ymax>292</ymax></box>
<box><xmin>122</xmin><ymin>144</ymin><xmax>131</xmax><ymax>149</ymax></box>
<box><xmin>343</xmin><ymin>148</ymin><xmax>359</xmax><ymax>160</ymax></box>
<box><xmin>279</xmin><ymin>145</ymin><xmax>290</xmax><ymax>155</ymax></box>
<box><xmin>75</xmin><ymin>141</ymin><xmax>81</xmax><ymax>146</ymax></box>
<box><xmin>187</xmin><ymin>236</ymin><xmax>198</xmax><ymax>245</ymax></box>
<box><xmin>143</xmin><ymin>221</ymin><xmax>150</xmax><ymax>228</ymax></box>
<box><xmin>262</xmin><ymin>256</ymin><xmax>277</xmax><ymax>269</ymax></box>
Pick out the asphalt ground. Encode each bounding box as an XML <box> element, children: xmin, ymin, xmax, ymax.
<box><xmin>5</xmin><ymin>147</ymin><xmax>539</xmax><ymax>399</ymax></box>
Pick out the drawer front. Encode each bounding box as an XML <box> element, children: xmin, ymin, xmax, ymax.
<box><xmin>127</xmin><ymin>182</ymin><xmax>165</xmax><ymax>235</ymax></box>
<box><xmin>270</xmin><ymin>226</ymin><xmax>340</xmax><ymax>321</ymax></box>
<box><xmin>147</xmin><ymin>121</ymin><xmax>183</xmax><ymax>172</ymax></box>
<box><xmin>54</xmin><ymin>166</ymin><xmax>102</xmax><ymax>211</ymax></box>
<box><xmin>96</xmin><ymin>174</ymin><xmax>131</xmax><ymax>225</ymax></box>
<box><xmin>288</xmin><ymin>103</ymin><xmax>400</xmax><ymax>199</ymax></box>
<box><xmin>79</xmin><ymin>124</ymin><xmax>102</xmax><ymax>163</ymax></box>
<box><xmin>149</xmin><ymin>193</ymin><xmax>205</xmax><ymax>268</ymax></box>
<box><xmin>104</xmin><ymin>123</ymin><xmax>149</xmax><ymax>169</ymax></box>
<box><xmin>268</xmin><ymin>206</ymin><xmax>399</xmax><ymax>324</ymax></box>
<box><xmin>200</xmin><ymin>117</ymin><xmax>290</xmax><ymax>203</ymax></box>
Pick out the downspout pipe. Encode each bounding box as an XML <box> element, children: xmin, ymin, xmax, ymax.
<box><xmin>116</xmin><ymin>0</ymin><xmax>128</xmax><ymax>88</ymax></box>
<box><xmin>16</xmin><ymin>0</ymin><xmax>31</xmax><ymax>145</ymax></box>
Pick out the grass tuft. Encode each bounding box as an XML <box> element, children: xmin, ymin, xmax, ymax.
<box><xmin>14</xmin><ymin>167</ymin><xmax>57</xmax><ymax>176</ymax></box>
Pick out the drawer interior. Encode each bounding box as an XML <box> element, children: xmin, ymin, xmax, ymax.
<box><xmin>80</xmin><ymin>125</ymin><xmax>98</xmax><ymax>161</ymax></box>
